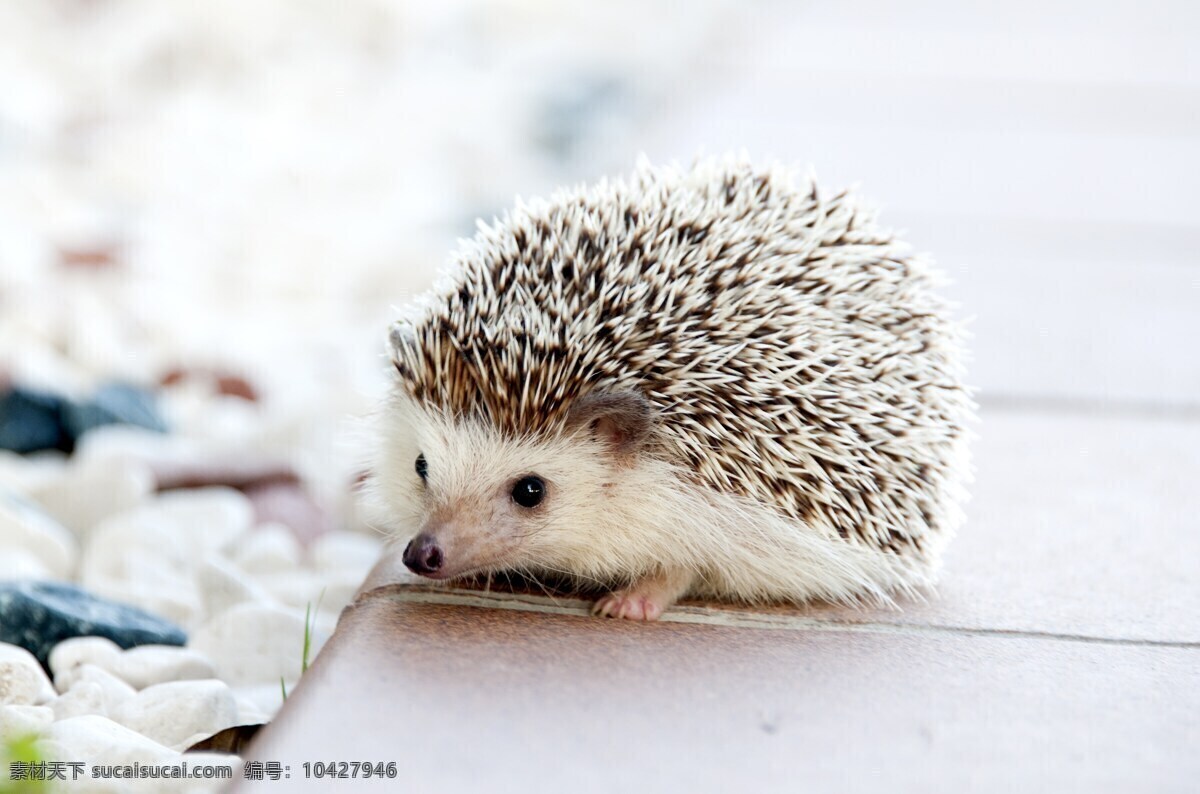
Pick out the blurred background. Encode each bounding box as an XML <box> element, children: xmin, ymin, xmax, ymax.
<box><xmin>0</xmin><ymin>4</ymin><xmax>1195</xmax><ymax>777</ymax></box>
<box><xmin>1</xmin><ymin>0</ymin><xmax>1197</xmax><ymax>508</ymax></box>
<box><xmin>2</xmin><ymin>4</ymin><xmax>1196</xmax><ymax>780</ymax></box>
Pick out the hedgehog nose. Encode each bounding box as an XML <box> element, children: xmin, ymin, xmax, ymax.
<box><xmin>403</xmin><ymin>533</ymin><xmax>444</xmax><ymax>575</ymax></box>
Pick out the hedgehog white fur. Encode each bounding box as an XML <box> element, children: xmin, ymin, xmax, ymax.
<box><xmin>372</xmin><ymin>157</ymin><xmax>974</xmax><ymax>621</ymax></box>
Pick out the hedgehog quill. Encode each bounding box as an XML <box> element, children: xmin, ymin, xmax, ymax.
<box><xmin>371</xmin><ymin>158</ymin><xmax>974</xmax><ymax>621</ymax></box>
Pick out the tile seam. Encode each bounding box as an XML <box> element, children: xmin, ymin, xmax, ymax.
<box><xmin>367</xmin><ymin>587</ymin><xmax>1200</xmax><ymax>650</ymax></box>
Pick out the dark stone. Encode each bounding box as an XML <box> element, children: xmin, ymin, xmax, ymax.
<box><xmin>0</xmin><ymin>387</ymin><xmax>70</xmax><ymax>453</ymax></box>
<box><xmin>61</xmin><ymin>382</ymin><xmax>167</xmax><ymax>440</ymax></box>
<box><xmin>0</xmin><ymin>581</ymin><xmax>186</xmax><ymax>668</ymax></box>
<box><xmin>1</xmin><ymin>382</ymin><xmax>167</xmax><ymax>455</ymax></box>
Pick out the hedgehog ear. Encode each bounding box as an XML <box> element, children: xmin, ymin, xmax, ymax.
<box><xmin>388</xmin><ymin>323</ymin><xmax>418</xmax><ymax>374</ymax></box>
<box><xmin>388</xmin><ymin>323</ymin><xmax>417</xmax><ymax>356</ymax></box>
<box><xmin>566</xmin><ymin>391</ymin><xmax>655</xmax><ymax>457</ymax></box>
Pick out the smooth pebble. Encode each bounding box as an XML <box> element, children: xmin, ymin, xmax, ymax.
<box><xmin>0</xmin><ymin>547</ymin><xmax>53</xmax><ymax>581</ymax></box>
<box><xmin>0</xmin><ymin>642</ymin><xmax>56</xmax><ymax>705</ymax></box>
<box><xmin>252</xmin><ymin>570</ymin><xmax>327</xmax><ymax>611</ymax></box>
<box><xmin>50</xmin><ymin>636</ymin><xmax>123</xmax><ymax>690</ymax></box>
<box><xmin>52</xmin><ymin>664</ymin><xmax>137</xmax><ymax>720</ymax></box>
<box><xmin>309</xmin><ymin>530</ymin><xmax>383</xmax><ymax>575</ymax></box>
<box><xmin>231</xmin><ymin>682</ymin><xmax>287</xmax><ymax>722</ymax></box>
<box><xmin>73</xmin><ymin>423</ymin><xmax>190</xmax><ymax>467</ymax></box>
<box><xmin>0</xmin><ymin>704</ymin><xmax>54</xmax><ymax>735</ymax></box>
<box><xmin>113</xmin><ymin>645</ymin><xmax>218</xmax><ymax>690</ymax></box>
<box><xmin>81</xmin><ymin>527</ymin><xmax>206</xmax><ymax>627</ymax></box>
<box><xmin>40</xmin><ymin>714</ymin><xmax>178</xmax><ymax>765</ymax></box>
<box><xmin>113</xmin><ymin>679</ymin><xmax>238</xmax><ymax>751</ymax></box>
<box><xmin>84</xmin><ymin>575</ymin><xmax>204</xmax><ymax>633</ymax></box>
<box><xmin>49</xmin><ymin>680</ymin><xmax>105</xmax><ymax>720</ymax></box>
<box><xmin>188</xmin><ymin>603</ymin><xmax>309</xmax><ymax>687</ymax></box>
<box><xmin>29</xmin><ymin>458</ymin><xmax>155</xmax><ymax>538</ymax></box>
<box><xmin>0</xmin><ymin>449</ymin><xmax>67</xmax><ymax>494</ymax></box>
<box><xmin>53</xmin><ymin>684</ymin><xmax>110</xmax><ymax>721</ymax></box>
<box><xmin>86</xmin><ymin>486</ymin><xmax>254</xmax><ymax>563</ymax></box>
<box><xmin>231</xmin><ymin>522</ymin><xmax>302</xmax><ymax>574</ymax></box>
<box><xmin>51</xmin><ymin>638</ymin><xmax>217</xmax><ymax>692</ymax></box>
<box><xmin>0</xmin><ymin>487</ymin><xmax>78</xmax><ymax>579</ymax></box>
<box><xmin>234</xmin><ymin>696</ymin><xmax>269</xmax><ymax>725</ymax></box>
<box><xmin>197</xmin><ymin>554</ymin><xmax>276</xmax><ymax>617</ymax></box>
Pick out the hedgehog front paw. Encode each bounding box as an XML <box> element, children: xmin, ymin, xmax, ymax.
<box><xmin>591</xmin><ymin>570</ymin><xmax>693</xmax><ymax>622</ymax></box>
<box><xmin>592</xmin><ymin>590</ymin><xmax>666</xmax><ymax>621</ymax></box>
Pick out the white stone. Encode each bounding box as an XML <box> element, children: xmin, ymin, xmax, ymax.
<box><xmin>197</xmin><ymin>554</ymin><xmax>276</xmax><ymax>618</ymax></box>
<box><xmin>81</xmin><ymin>557</ymin><xmax>204</xmax><ymax>629</ymax></box>
<box><xmin>0</xmin><ymin>450</ymin><xmax>39</xmax><ymax>494</ymax></box>
<box><xmin>309</xmin><ymin>530</ymin><xmax>383</xmax><ymax>575</ymax></box>
<box><xmin>188</xmin><ymin>603</ymin><xmax>308</xmax><ymax>687</ymax></box>
<box><xmin>231</xmin><ymin>682</ymin><xmax>287</xmax><ymax>722</ymax></box>
<box><xmin>72</xmin><ymin>665</ymin><xmax>138</xmax><ymax>702</ymax></box>
<box><xmin>172</xmin><ymin>394</ymin><xmax>264</xmax><ymax>448</ymax></box>
<box><xmin>234</xmin><ymin>696</ymin><xmax>269</xmax><ymax>725</ymax></box>
<box><xmin>82</xmin><ymin>489</ymin><xmax>243</xmax><ymax>626</ymax></box>
<box><xmin>155</xmin><ymin>487</ymin><xmax>256</xmax><ymax>551</ymax></box>
<box><xmin>85</xmin><ymin>486</ymin><xmax>255</xmax><ymax>566</ymax></box>
<box><xmin>0</xmin><ymin>450</ymin><xmax>27</xmax><ymax>491</ymax></box>
<box><xmin>113</xmin><ymin>679</ymin><xmax>238</xmax><ymax>751</ymax></box>
<box><xmin>112</xmin><ymin>645</ymin><xmax>217</xmax><ymax>690</ymax></box>
<box><xmin>78</xmin><ymin>489</ymin><xmax>253</xmax><ymax>626</ymax></box>
<box><xmin>49</xmin><ymin>636</ymin><xmax>123</xmax><ymax>692</ymax></box>
<box><xmin>0</xmin><ymin>642</ymin><xmax>56</xmax><ymax>705</ymax></box>
<box><xmin>81</xmin><ymin>517</ymin><xmax>185</xmax><ymax>588</ymax></box>
<box><xmin>51</xmin><ymin>664</ymin><xmax>136</xmax><ymax>720</ymax></box>
<box><xmin>40</xmin><ymin>714</ymin><xmax>178</xmax><ymax>766</ymax></box>
<box><xmin>231</xmin><ymin>522</ymin><xmax>302</xmax><ymax>574</ymax></box>
<box><xmin>51</xmin><ymin>681</ymin><xmax>106</xmax><ymax>720</ymax></box>
<box><xmin>50</xmin><ymin>639</ymin><xmax>218</xmax><ymax>696</ymax></box>
<box><xmin>0</xmin><ymin>450</ymin><xmax>68</xmax><ymax>496</ymax></box>
<box><xmin>72</xmin><ymin>424</ymin><xmax>191</xmax><ymax>468</ymax></box>
<box><xmin>0</xmin><ymin>488</ymin><xmax>78</xmax><ymax>580</ymax></box>
<box><xmin>0</xmin><ymin>704</ymin><xmax>54</xmax><ymax>735</ymax></box>
<box><xmin>252</xmin><ymin>570</ymin><xmax>328</xmax><ymax>611</ymax></box>
<box><xmin>0</xmin><ymin>547</ymin><xmax>52</xmax><ymax>581</ymax></box>
<box><xmin>29</xmin><ymin>458</ymin><xmax>155</xmax><ymax>539</ymax></box>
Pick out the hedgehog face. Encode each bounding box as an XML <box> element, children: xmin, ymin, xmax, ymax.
<box><xmin>375</xmin><ymin>392</ymin><xmax>657</xmax><ymax>583</ymax></box>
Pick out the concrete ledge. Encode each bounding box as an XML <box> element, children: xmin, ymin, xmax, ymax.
<box><xmin>233</xmin><ymin>571</ymin><xmax>1198</xmax><ymax>793</ymax></box>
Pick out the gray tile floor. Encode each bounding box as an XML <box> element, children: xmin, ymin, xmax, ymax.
<box><xmin>240</xmin><ymin>592</ymin><xmax>1196</xmax><ymax>794</ymax></box>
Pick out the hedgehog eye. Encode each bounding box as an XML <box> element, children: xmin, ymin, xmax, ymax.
<box><xmin>415</xmin><ymin>454</ymin><xmax>428</xmax><ymax>482</ymax></box>
<box><xmin>511</xmin><ymin>476</ymin><xmax>545</xmax><ymax>508</ymax></box>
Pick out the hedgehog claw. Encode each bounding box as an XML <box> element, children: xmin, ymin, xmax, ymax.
<box><xmin>591</xmin><ymin>570</ymin><xmax>692</xmax><ymax>622</ymax></box>
<box><xmin>592</xmin><ymin>591</ymin><xmax>661</xmax><ymax>621</ymax></box>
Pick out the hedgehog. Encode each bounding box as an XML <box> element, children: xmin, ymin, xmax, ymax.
<box><xmin>371</xmin><ymin>157</ymin><xmax>974</xmax><ymax>621</ymax></box>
